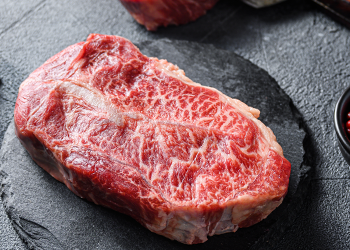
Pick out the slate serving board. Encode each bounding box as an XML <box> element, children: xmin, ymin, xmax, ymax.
<box><xmin>0</xmin><ymin>39</ymin><xmax>311</xmax><ymax>250</ymax></box>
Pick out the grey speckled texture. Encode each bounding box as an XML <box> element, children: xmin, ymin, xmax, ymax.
<box><xmin>0</xmin><ymin>0</ymin><xmax>350</xmax><ymax>249</ymax></box>
<box><xmin>0</xmin><ymin>39</ymin><xmax>309</xmax><ymax>250</ymax></box>
<box><xmin>0</xmin><ymin>197</ymin><xmax>27</xmax><ymax>250</ymax></box>
<box><xmin>272</xmin><ymin>179</ymin><xmax>350</xmax><ymax>249</ymax></box>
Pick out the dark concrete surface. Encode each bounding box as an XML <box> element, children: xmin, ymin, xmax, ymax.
<box><xmin>0</xmin><ymin>0</ymin><xmax>349</xmax><ymax>249</ymax></box>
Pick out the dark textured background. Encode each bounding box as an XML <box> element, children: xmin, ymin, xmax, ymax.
<box><xmin>0</xmin><ymin>0</ymin><xmax>350</xmax><ymax>249</ymax></box>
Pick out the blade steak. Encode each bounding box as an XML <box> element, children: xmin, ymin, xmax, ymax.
<box><xmin>14</xmin><ymin>34</ymin><xmax>291</xmax><ymax>244</ymax></box>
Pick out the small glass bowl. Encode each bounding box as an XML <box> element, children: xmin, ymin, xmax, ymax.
<box><xmin>334</xmin><ymin>86</ymin><xmax>350</xmax><ymax>165</ymax></box>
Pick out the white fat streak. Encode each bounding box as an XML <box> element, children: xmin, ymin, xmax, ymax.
<box><xmin>150</xmin><ymin>163</ymin><xmax>163</xmax><ymax>185</ymax></box>
<box><xmin>178</xmin><ymin>136</ymin><xmax>209</xmax><ymax>184</ymax></box>
<box><xmin>56</xmin><ymin>81</ymin><xmax>125</xmax><ymax>126</ymax></box>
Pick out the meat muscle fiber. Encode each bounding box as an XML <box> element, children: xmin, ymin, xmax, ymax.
<box><xmin>14</xmin><ymin>34</ymin><xmax>291</xmax><ymax>244</ymax></box>
<box><xmin>119</xmin><ymin>0</ymin><xmax>219</xmax><ymax>31</ymax></box>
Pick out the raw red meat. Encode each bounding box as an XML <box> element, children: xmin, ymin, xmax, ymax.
<box><xmin>14</xmin><ymin>34</ymin><xmax>291</xmax><ymax>244</ymax></box>
<box><xmin>119</xmin><ymin>0</ymin><xmax>219</xmax><ymax>31</ymax></box>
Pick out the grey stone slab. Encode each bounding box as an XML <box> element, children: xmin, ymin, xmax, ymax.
<box><xmin>0</xmin><ymin>197</ymin><xmax>27</xmax><ymax>250</ymax></box>
<box><xmin>0</xmin><ymin>39</ymin><xmax>309</xmax><ymax>250</ymax></box>
<box><xmin>0</xmin><ymin>57</ymin><xmax>26</xmax><ymax>250</ymax></box>
<box><xmin>0</xmin><ymin>56</ymin><xmax>27</xmax><ymax>148</ymax></box>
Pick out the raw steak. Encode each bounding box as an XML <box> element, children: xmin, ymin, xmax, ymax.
<box><xmin>119</xmin><ymin>0</ymin><xmax>219</xmax><ymax>31</ymax></box>
<box><xmin>14</xmin><ymin>34</ymin><xmax>291</xmax><ymax>244</ymax></box>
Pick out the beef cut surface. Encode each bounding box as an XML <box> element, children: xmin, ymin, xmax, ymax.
<box><xmin>119</xmin><ymin>0</ymin><xmax>219</xmax><ymax>31</ymax></box>
<box><xmin>14</xmin><ymin>34</ymin><xmax>291</xmax><ymax>244</ymax></box>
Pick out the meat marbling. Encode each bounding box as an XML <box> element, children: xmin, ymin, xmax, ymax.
<box><xmin>14</xmin><ymin>34</ymin><xmax>291</xmax><ymax>244</ymax></box>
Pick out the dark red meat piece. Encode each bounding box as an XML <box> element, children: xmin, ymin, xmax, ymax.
<box><xmin>14</xmin><ymin>34</ymin><xmax>291</xmax><ymax>244</ymax></box>
<box><xmin>119</xmin><ymin>0</ymin><xmax>219</xmax><ymax>31</ymax></box>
